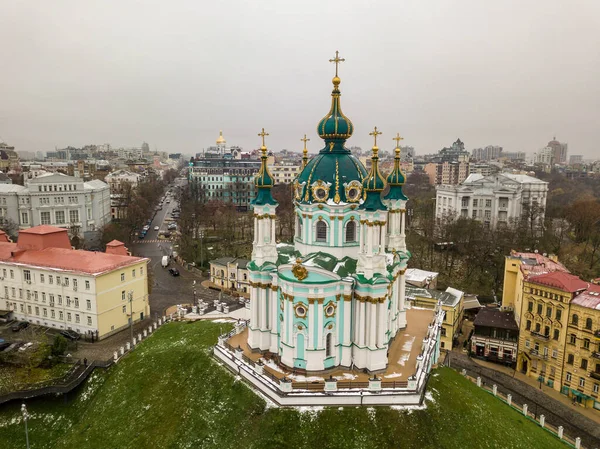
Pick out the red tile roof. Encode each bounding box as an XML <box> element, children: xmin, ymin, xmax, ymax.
<box><xmin>509</xmin><ymin>251</ymin><xmax>569</xmax><ymax>277</ymax></box>
<box><xmin>0</xmin><ymin>242</ymin><xmax>146</xmax><ymax>275</ymax></box>
<box><xmin>0</xmin><ymin>226</ymin><xmax>146</xmax><ymax>275</ymax></box>
<box><xmin>527</xmin><ymin>271</ymin><xmax>588</xmax><ymax>293</ymax></box>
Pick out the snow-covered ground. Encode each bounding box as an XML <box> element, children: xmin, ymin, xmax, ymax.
<box><xmin>185</xmin><ymin>307</ymin><xmax>250</xmax><ymax>321</ymax></box>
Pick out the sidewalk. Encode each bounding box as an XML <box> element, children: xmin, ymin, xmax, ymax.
<box><xmin>462</xmin><ymin>352</ymin><xmax>600</xmax><ymax>426</ymax></box>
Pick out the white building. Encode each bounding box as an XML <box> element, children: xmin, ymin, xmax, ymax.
<box><xmin>0</xmin><ymin>226</ymin><xmax>149</xmax><ymax>339</ymax></box>
<box><xmin>0</xmin><ymin>173</ymin><xmax>111</xmax><ymax>234</ymax></box>
<box><xmin>270</xmin><ymin>163</ymin><xmax>302</xmax><ymax>185</ymax></box>
<box><xmin>105</xmin><ymin>170</ymin><xmax>142</xmax><ymax>220</ymax></box>
<box><xmin>533</xmin><ymin>146</ymin><xmax>554</xmax><ymax>166</ymax></box>
<box><xmin>435</xmin><ymin>173</ymin><xmax>548</xmax><ymax>227</ymax></box>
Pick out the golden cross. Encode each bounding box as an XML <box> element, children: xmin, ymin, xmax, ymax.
<box><xmin>393</xmin><ymin>133</ymin><xmax>404</xmax><ymax>148</ymax></box>
<box><xmin>258</xmin><ymin>128</ymin><xmax>269</xmax><ymax>147</ymax></box>
<box><xmin>369</xmin><ymin>126</ymin><xmax>382</xmax><ymax>147</ymax></box>
<box><xmin>329</xmin><ymin>50</ymin><xmax>345</xmax><ymax>77</ymax></box>
<box><xmin>301</xmin><ymin>134</ymin><xmax>310</xmax><ymax>149</ymax></box>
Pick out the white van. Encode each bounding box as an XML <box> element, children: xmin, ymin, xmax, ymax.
<box><xmin>161</xmin><ymin>256</ymin><xmax>169</xmax><ymax>268</ymax></box>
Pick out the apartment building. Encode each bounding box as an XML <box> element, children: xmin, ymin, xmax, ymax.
<box><xmin>0</xmin><ymin>226</ymin><xmax>149</xmax><ymax>339</ymax></box>
<box><xmin>435</xmin><ymin>173</ymin><xmax>548</xmax><ymax>227</ymax></box>
<box><xmin>471</xmin><ymin>308</ymin><xmax>519</xmax><ymax>367</ymax></box>
<box><xmin>0</xmin><ymin>172</ymin><xmax>110</xmax><ymax>234</ymax></box>
<box><xmin>270</xmin><ymin>163</ymin><xmax>302</xmax><ymax>185</ymax></box>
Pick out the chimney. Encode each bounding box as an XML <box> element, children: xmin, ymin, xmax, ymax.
<box><xmin>105</xmin><ymin>240</ymin><xmax>128</xmax><ymax>256</ymax></box>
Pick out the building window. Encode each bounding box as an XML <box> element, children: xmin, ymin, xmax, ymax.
<box><xmin>526</xmin><ymin>320</ymin><xmax>531</xmax><ymax>330</ymax></box>
<box><xmin>121</xmin><ymin>273</ymin><xmax>125</xmax><ymax>282</ymax></box>
<box><xmin>40</xmin><ymin>211</ymin><xmax>51</xmax><ymax>225</ymax></box>
<box><xmin>567</xmin><ymin>354</ymin><xmax>574</xmax><ymax>364</ymax></box>
<box><xmin>572</xmin><ymin>314</ymin><xmax>579</xmax><ymax>326</ymax></box>
<box><xmin>122</xmin><ymin>305</ymin><xmax>127</xmax><ymax>313</ymax></box>
<box><xmin>553</xmin><ymin>329</ymin><xmax>559</xmax><ymax>340</ymax></box>
<box><xmin>49</xmin><ymin>275</ymin><xmax>53</xmax><ymax>284</ymax></box>
<box><xmin>537</xmin><ymin>303</ymin><xmax>543</xmax><ymax>314</ymax></box>
<box><xmin>584</xmin><ymin>339</ymin><xmax>590</xmax><ymax>350</ymax></box>
<box><xmin>579</xmin><ymin>377</ymin><xmax>585</xmax><ymax>388</ymax></box>
<box><xmin>569</xmin><ymin>334</ymin><xmax>576</xmax><ymax>345</ymax></box>
<box><xmin>67</xmin><ymin>312</ymin><xmax>71</xmax><ymax>321</ymax></box>
<box><xmin>85</xmin><ymin>280</ymin><xmax>90</xmax><ymax>290</ymax></box>
<box><xmin>132</xmin><ymin>269</ymin><xmax>136</xmax><ymax>278</ymax></box>
<box><xmin>585</xmin><ymin>318</ymin><xmax>593</xmax><ymax>330</ymax></box>
<box><xmin>315</xmin><ymin>221</ymin><xmax>327</xmax><ymax>242</ymax></box>
<box><xmin>534</xmin><ymin>323</ymin><xmax>541</xmax><ymax>333</ymax></box>
<box><xmin>528</xmin><ymin>301</ymin><xmax>533</xmax><ymax>312</ymax></box>
<box><xmin>69</xmin><ymin>210</ymin><xmax>79</xmax><ymax>223</ymax></box>
<box><xmin>59</xmin><ymin>311</ymin><xmax>63</xmax><ymax>320</ymax></box>
<box><xmin>21</xmin><ymin>212</ymin><xmax>29</xmax><ymax>224</ymax></box>
<box><xmin>546</xmin><ymin>307</ymin><xmax>552</xmax><ymax>318</ymax></box>
<box><xmin>87</xmin><ymin>316</ymin><xmax>92</xmax><ymax>326</ymax></box>
<box><xmin>40</xmin><ymin>274</ymin><xmax>44</xmax><ymax>283</ymax></box>
<box><xmin>556</xmin><ymin>309</ymin><xmax>562</xmax><ymax>321</ymax></box>
<box><xmin>524</xmin><ymin>339</ymin><xmax>530</xmax><ymax>348</ymax></box>
<box><xmin>594</xmin><ymin>384</ymin><xmax>599</xmax><ymax>394</ymax></box>
<box><xmin>87</xmin><ymin>300</ymin><xmax>91</xmax><ymax>310</ymax></box>
<box><xmin>140</xmin><ymin>267</ymin><xmax>144</xmax><ymax>275</ymax></box>
<box><xmin>66</xmin><ymin>297</ymin><xmax>71</xmax><ymax>307</ymax></box>
<box><xmin>58</xmin><ymin>295</ymin><xmax>62</xmax><ymax>305</ymax></box>
<box><xmin>345</xmin><ymin>221</ymin><xmax>356</xmax><ymax>243</ymax></box>
<box><xmin>122</xmin><ymin>291</ymin><xmax>126</xmax><ymax>301</ymax></box>
<box><xmin>75</xmin><ymin>314</ymin><xmax>80</xmax><ymax>323</ymax></box>
<box><xmin>552</xmin><ymin>349</ymin><xmax>558</xmax><ymax>359</ymax></box>
<box><xmin>485</xmin><ymin>199</ymin><xmax>492</xmax><ymax>208</ymax></box>
<box><xmin>55</xmin><ymin>210</ymin><xmax>65</xmax><ymax>224</ymax></box>
<box><xmin>23</xmin><ymin>270</ymin><xmax>31</xmax><ymax>282</ymax></box>
<box><xmin>74</xmin><ymin>298</ymin><xmax>79</xmax><ymax>308</ymax></box>
<box><xmin>566</xmin><ymin>372</ymin><xmax>572</xmax><ymax>382</ymax></box>
<box><xmin>581</xmin><ymin>359</ymin><xmax>588</xmax><ymax>370</ymax></box>
<box><xmin>73</xmin><ymin>279</ymin><xmax>77</xmax><ymax>289</ymax></box>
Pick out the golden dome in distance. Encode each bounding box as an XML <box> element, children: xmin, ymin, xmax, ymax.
<box><xmin>216</xmin><ymin>130</ymin><xmax>226</xmax><ymax>145</ymax></box>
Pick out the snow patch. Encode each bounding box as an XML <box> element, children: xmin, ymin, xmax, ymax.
<box><xmin>333</xmin><ymin>373</ymin><xmax>358</xmax><ymax>380</ymax></box>
<box><xmin>402</xmin><ymin>336</ymin><xmax>416</xmax><ymax>352</ymax></box>
<box><xmin>398</xmin><ymin>354</ymin><xmax>410</xmax><ymax>367</ymax></box>
<box><xmin>384</xmin><ymin>372</ymin><xmax>403</xmax><ymax>379</ymax></box>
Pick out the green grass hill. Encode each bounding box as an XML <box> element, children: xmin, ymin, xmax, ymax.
<box><xmin>0</xmin><ymin>321</ymin><xmax>567</xmax><ymax>449</ymax></box>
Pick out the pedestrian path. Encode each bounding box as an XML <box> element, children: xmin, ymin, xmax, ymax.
<box><xmin>136</xmin><ymin>239</ymin><xmax>172</xmax><ymax>244</ymax></box>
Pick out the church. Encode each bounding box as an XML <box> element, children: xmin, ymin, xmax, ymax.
<box><xmin>246</xmin><ymin>52</ymin><xmax>411</xmax><ymax>373</ymax></box>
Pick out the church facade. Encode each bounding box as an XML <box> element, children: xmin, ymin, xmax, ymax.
<box><xmin>247</xmin><ymin>55</ymin><xmax>411</xmax><ymax>373</ymax></box>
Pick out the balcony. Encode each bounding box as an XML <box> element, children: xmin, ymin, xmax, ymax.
<box><xmin>530</xmin><ymin>330</ymin><xmax>550</xmax><ymax>341</ymax></box>
<box><xmin>591</xmin><ymin>372</ymin><xmax>600</xmax><ymax>381</ymax></box>
<box><xmin>592</xmin><ymin>352</ymin><xmax>600</xmax><ymax>360</ymax></box>
<box><xmin>595</xmin><ymin>330</ymin><xmax>600</xmax><ymax>338</ymax></box>
<box><xmin>529</xmin><ymin>349</ymin><xmax>548</xmax><ymax>360</ymax></box>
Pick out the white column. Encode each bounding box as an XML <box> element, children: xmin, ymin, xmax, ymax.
<box><xmin>378</xmin><ymin>301</ymin><xmax>386</xmax><ymax>346</ymax></box>
<box><xmin>251</xmin><ymin>287</ymin><xmax>258</xmax><ymax>325</ymax></box>
<box><xmin>261</xmin><ymin>288</ymin><xmax>268</xmax><ymax>329</ymax></box>
<box><xmin>253</xmin><ymin>216</ymin><xmax>258</xmax><ymax>244</ymax></box>
<box><xmin>357</xmin><ymin>300</ymin><xmax>364</xmax><ymax>346</ymax></box>
<box><xmin>359</xmin><ymin>222</ymin><xmax>365</xmax><ymax>252</ymax></box>
<box><xmin>308</xmin><ymin>300</ymin><xmax>315</xmax><ymax>348</ymax></box>
<box><xmin>367</xmin><ymin>225</ymin><xmax>373</xmax><ymax>254</ymax></box>
<box><xmin>369</xmin><ymin>302</ymin><xmax>377</xmax><ymax>348</ymax></box>
<box><xmin>317</xmin><ymin>301</ymin><xmax>324</xmax><ymax>348</ymax></box>
<box><xmin>399</xmin><ymin>272</ymin><xmax>406</xmax><ymax>311</ymax></box>
<box><xmin>270</xmin><ymin>217</ymin><xmax>276</xmax><ymax>243</ymax></box>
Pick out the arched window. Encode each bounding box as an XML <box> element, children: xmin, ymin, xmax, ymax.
<box><xmin>345</xmin><ymin>220</ymin><xmax>356</xmax><ymax>242</ymax></box>
<box><xmin>326</xmin><ymin>333</ymin><xmax>333</xmax><ymax>358</ymax></box>
<box><xmin>572</xmin><ymin>314</ymin><xmax>579</xmax><ymax>326</ymax></box>
<box><xmin>585</xmin><ymin>318</ymin><xmax>593</xmax><ymax>330</ymax></box>
<box><xmin>315</xmin><ymin>221</ymin><xmax>327</xmax><ymax>242</ymax></box>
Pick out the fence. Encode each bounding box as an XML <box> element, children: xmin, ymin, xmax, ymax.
<box><xmin>0</xmin><ymin>315</ymin><xmax>173</xmax><ymax>406</ymax></box>
<box><xmin>458</xmin><ymin>369</ymin><xmax>586</xmax><ymax>449</ymax></box>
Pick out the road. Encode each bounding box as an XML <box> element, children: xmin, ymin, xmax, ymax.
<box><xmin>129</xmin><ymin>179</ymin><xmax>235</xmax><ymax>317</ymax></box>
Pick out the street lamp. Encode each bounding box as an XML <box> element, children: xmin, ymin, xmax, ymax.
<box><xmin>21</xmin><ymin>403</ymin><xmax>30</xmax><ymax>449</ymax></box>
<box><xmin>199</xmin><ymin>230</ymin><xmax>205</xmax><ymax>269</ymax></box>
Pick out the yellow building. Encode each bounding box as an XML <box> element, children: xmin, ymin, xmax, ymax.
<box><xmin>209</xmin><ymin>257</ymin><xmax>250</xmax><ymax>297</ymax></box>
<box><xmin>564</xmin><ymin>289</ymin><xmax>600</xmax><ymax>409</ymax></box>
<box><xmin>0</xmin><ymin>226</ymin><xmax>149</xmax><ymax>340</ymax></box>
<box><xmin>501</xmin><ymin>251</ymin><xmax>566</xmax><ymax>327</ymax></box>
<box><xmin>505</xmin><ymin>254</ymin><xmax>600</xmax><ymax>410</ymax></box>
<box><xmin>406</xmin><ymin>286</ymin><xmax>464</xmax><ymax>351</ymax></box>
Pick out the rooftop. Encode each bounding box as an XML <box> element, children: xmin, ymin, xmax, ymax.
<box><xmin>473</xmin><ymin>308</ymin><xmax>519</xmax><ymax>331</ymax></box>
<box><xmin>508</xmin><ymin>251</ymin><xmax>568</xmax><ymax>278</ymax></box>
<box><xmin>527</xmin><ymin>271</ymin><xmax>588</xmax><ymax>293</ymax></box>
<box><xmin>406</xmin><ymin>286</ymin><xmax>458</xmax><ymax>307</ymax></box>
<box><xmin>405</xmin><ymin>268</ymin><xmax>438</xmax><ymax>286</ymax></box>
<box><xmin>570</xmin><ymin>284</ymin><xmax>600</xmax><ymax>310</ymax></box>
<box><xmin>0</xmin><ymin>225</ymin><xmax>146</xmax><ymax>275</ymax></box>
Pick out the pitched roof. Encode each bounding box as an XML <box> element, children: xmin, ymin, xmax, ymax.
<box><xmin>474</xmin><ymin>308</ymin><xmax>519</xmax><ymax>331</ymax></box>
<box><xmin>571</xmin><ymin>284</ymin><xmax>600</xmax><ymax>310</ymax></box>
<box><xmin>527</xmin><ymin>271</ymin><xmax>588</xmax><ymax>293</ymax></box>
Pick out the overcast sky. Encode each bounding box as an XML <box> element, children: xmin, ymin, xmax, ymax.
<box><xmin>1</xmin><ymin>1</ymin><xmax>599</xmax><ymax>158</ymax></box>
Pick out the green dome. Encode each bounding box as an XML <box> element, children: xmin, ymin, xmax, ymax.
<box><xmin>360</xmin><ymin>147</ymin><xmax>387</xmax><ymax>211</ymax></box>
<box><xmin>295</xmin><ymin>151</ymin><xmax>367</xmax><ymax>204</ymax></box>
<box><xmin>317</xmin><ymin>77</ymin><xmax>354</xmax><ymax>142</ymax></box>
<box><xmin>384</xmin><ymin>147</ymin><xmax>408</xmax><ymax>201</ymax></box>
<box><xmin>252</xmin><ymin>146</ymin><xmax>277</xmax><ymax>206</ymax></box>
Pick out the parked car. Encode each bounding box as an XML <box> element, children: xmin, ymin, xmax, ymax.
<box><xmin>163</xmin><ymin>232</ymin><xmax>171</xmax><ymax>238</ymax></box>
<box><xmin>154</xmin><ymin>226</ymin><xmax>159</xmax><ymax>231</ymax></box>
<box><xmin>138</xmin><ymin>234</ymin><xmax>145</xmax><ymax>239</ymax></box>
<box><xmin>168</xmin><ymin>268</ymin><xmax>180</xmax><ymax>276</ymax></box>
<box><xmin>12</xmin><ymin>321</ymin><xmax>29</xmax><ymax>332</ymax></box>
<box><xmin>60</xmin><ymin>330</ymin><xmax>80</xmax><ymax>341</ymax></box>
<box><xmin>19</xmin><ymin>342</ymin><xmax>34</xmax><ymax>352</ymax></box>
<box><xmin>0</xmin><ymin>341</ymin><xmax>11</xmax><ymax>351</ymax></box>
